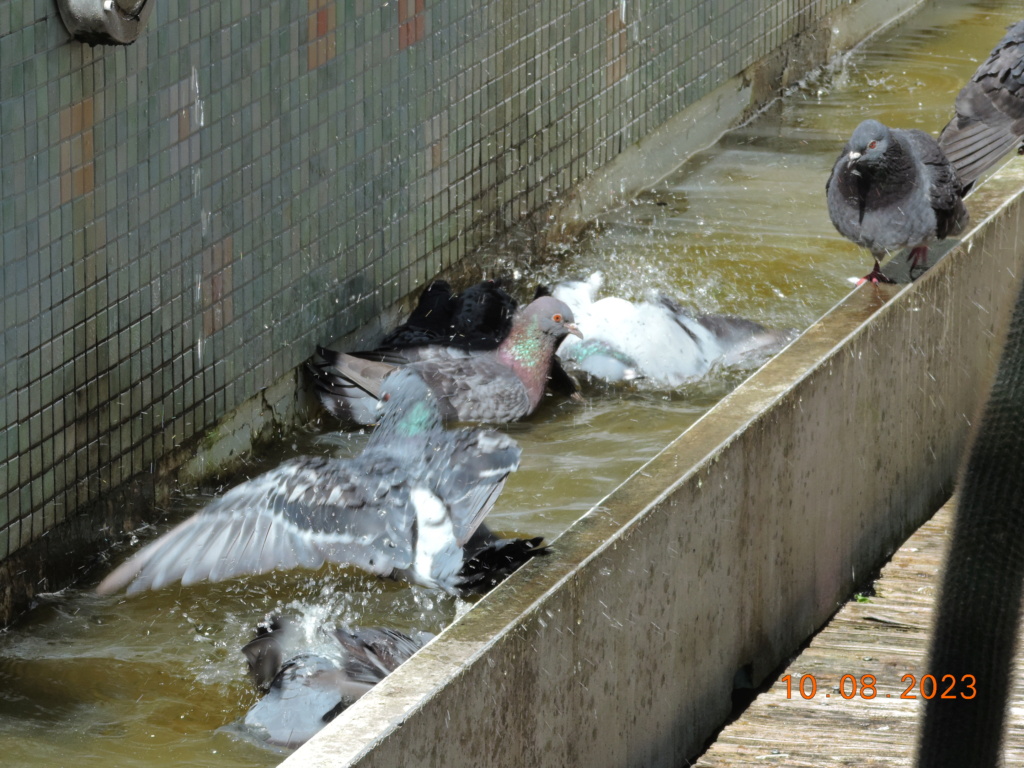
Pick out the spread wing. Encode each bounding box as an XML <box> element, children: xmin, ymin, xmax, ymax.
<box><xmin>939</xmin><ymin>21</ymin><xmax>1024</xmax><ymax>188</ymax></box>
<box><xmin>96</xmin><ymin>455</ymin><xmax>419</xmax><ymax>595</ymax></box>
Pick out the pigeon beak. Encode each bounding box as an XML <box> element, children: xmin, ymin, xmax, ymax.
<box><xmin>846</xmin><ymin>150</ymin><xmax>862</xmax><ymax>167</ymax></box>
<box><xmin>566</xmin><ymin>322</ymin><xmax>583</xmax><ymax>339</ymax></box>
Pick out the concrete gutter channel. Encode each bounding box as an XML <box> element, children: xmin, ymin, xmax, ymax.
<box><xmin>85</xmin><ymin>0</ymin><xmax>1011</xmax><ymax>763</ymax></box>
<box><xmin>282</xmin><ymin>159</ymin><xmax>1024</xmax><ymax>768</ymax></box>
<box><xmin>280</xmin><ymin>86</ymin><xmax>1024</xmax><ymax>768</ymax></box>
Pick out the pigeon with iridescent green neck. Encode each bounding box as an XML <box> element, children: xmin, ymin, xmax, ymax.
<box><xmin>309</xmin><ymin>295</ymin><xmax>582</xmax><ymax>424</ymax></box>
<box><xmin>95</xmin><ymin>368</ymin><xmax>541</xmax><ymax>596</ymax></box>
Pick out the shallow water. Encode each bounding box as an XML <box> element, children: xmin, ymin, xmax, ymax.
<box><xmin>3</xmin><ymin>1</ymin><xmax>1022</xmax><ymax>765</ymax></box>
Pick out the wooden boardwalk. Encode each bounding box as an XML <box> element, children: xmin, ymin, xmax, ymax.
<box><xmin>694</xmin><ymin>500</ymin><xmax>1024</xmax><ymax>766</ymax></box>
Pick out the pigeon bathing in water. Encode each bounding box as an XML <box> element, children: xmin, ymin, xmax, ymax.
<box><xmin>375</xmin><ymin>280</ymin><xmax>458</xmax><ymax>350</ymax></box>
<box><xmin>939</xmin><ymin>20</ymin><xmax>1024</xmax><ymax>190</ymax></box>
<box><xmin>307</xmin><ymin>295</ymin><xmax>582</xmax><ymax>425</ymax></box>
<box><xmin>826</xmin><ymin>119</ymin><xmax>969</xmax><ymax>284</ymax></box>
<box><xmin>96</xmin><ymin>368</ymin><xmax>545</xmax><ymax>596</ymax></box>
<box><xmin>240</xmin><ymin>617</ymin><xmax>432</xmax><ymax>748</ymax></box>
<box><xmin>377</xmin><ymin>279</ymin><xmax>518</xmax><ymax>351</ymax></box>
<box><xmin>549</xmin><ymin>273</ymin><xmax>791</xmax><ymax>388</ymax></box>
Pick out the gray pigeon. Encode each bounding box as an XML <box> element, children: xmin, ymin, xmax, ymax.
<box><xmin>939</xmin><ymin>20</ymin><xmax>1024</xmax><ymax>190</ymax></box>
<box><xmin>240</xmin><ymin>617</ymin><xmax>432</xmax><ymax>748</ymax></box>
<box><xmin>308</xmin><ymin>295</ymin><xmax>582</xmax><ymax>425</ymax></box>
<box><xmin>95</xmin><ymin>368</ymin><xmax>541</xmax><ymax>596</ymax></box>
<box><xmin>826</xmin><ymin>119</ymin><xmax>969</xmax><ymax>283</ymax></box>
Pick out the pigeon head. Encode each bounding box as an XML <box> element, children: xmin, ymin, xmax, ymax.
<box><xmin>519</xmin><ymin>296</ymin><xmax>583</xmax><ymax>343</ymax></box>
<box><xmin>844</xmin><ymin>119</ymin><xmax>893</xmax><ymax>172</ymax></box>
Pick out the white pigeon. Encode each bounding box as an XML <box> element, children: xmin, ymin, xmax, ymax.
<box><xmin>551</xmin><ymin>272</ymin><xmax>791</xmax><ymax>388</ymax></box>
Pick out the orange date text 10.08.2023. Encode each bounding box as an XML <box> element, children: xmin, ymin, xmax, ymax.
<box><xmin>780</xmin><ymin>673</ymin><xmax>977</xmax><ymax>700</ymax></box>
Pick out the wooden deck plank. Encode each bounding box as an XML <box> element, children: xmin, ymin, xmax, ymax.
<box><xmin>694</xmin><ymin>500</ymin><xmax>1024</xmax><ymax>766</ymax></box>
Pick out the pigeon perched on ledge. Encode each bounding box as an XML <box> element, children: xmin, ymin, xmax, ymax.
<box><xmin>240</xmin><ymin>617</ymin><xmax>433</xmax><ymax>748</ymax></box>
<box><xmin>96</xmin><ymin>369</ymin><xmax>543</xmax><ymax>596</ymax></box>
<box><xmin>307</xmin><ymin>295</ymin><xmax>582</xmax><ymax>425</ymax></box>
<box><xmin>938</xmin><ymin>20</ymin><xmax>1024</xmax><ymax>190</ymax></box>
<box><xmin>826</xmin><ymin>119</ymin><xmax>969</xmax><ymax>283</ymax></box>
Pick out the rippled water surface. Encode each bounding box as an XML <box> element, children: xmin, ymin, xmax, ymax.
<box><xmin>3</xmin><ymin>1</ymin><xmax>1022</xmax><ymax>765</ymax></box>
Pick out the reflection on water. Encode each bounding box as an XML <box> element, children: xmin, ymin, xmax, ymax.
<box><xmin>2</xmin><ymin>1</ymin><xmax>1022</xmax><ymax>765</ymax></box>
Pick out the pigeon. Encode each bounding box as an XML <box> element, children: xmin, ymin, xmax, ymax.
<box><xmin>549</xmin><ymin>272</ymin><xmax>791</xmax><ymax>387</ymax></box>
<box><xmin>441</xmin><ymin>279</ymin><xmax>518</xmax><ymax>350</ymax></box>
<box><xmin>377</xmin><ymin>279</ymin><xmax>518</xmax><ymax>351</ymax></box>
<box><xmin>240</xmin><ymin>616</ymin><xmax>433</xmax><ymax>748</ymax></box>
<box><xmin>95</xmin><ymin>368</ymin><xmax>544</xmax><ymax>596</ymax></box>
<box><xmin>938</xmin><ymin>20</ymin><xmax>1024</xmax><ymax>190</ymax></box>
<box><xmin>826</xmin><ymin>119</ymin><xmax>969</xmax><ymax>283</ymax></box>
<box><xmin>307</xmin><ymin>295</ymin><xmax>582</xmax><ymax>425</ymax></box>
<box><xmin>376</xmin><ymin>280</ymin><xmax>457</xmax><ymax>349</ymax></box>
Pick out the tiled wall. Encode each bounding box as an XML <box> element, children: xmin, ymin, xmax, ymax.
<box><xmin>0</xmin><ymin>0</ymin><xmax>844</xmax><ymax>610</ymax></box>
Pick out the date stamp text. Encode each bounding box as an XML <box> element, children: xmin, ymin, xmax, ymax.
<box><xmin>780</xmin><ymin>673</ymin><xmax>976</xmax><ymax>700</ymax></box>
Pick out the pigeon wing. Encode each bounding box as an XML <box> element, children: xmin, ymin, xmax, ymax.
<box><xmin>411</xmin><ymin>355</ymin><xmax>533</xmax><ymax>423</ymax></box>
<box><xmin>905</xmin><ymin>129</ymin><xmax>969</xmax><ymax>239</ymax></box>
<box><xmin>421</xmin><ymin>429</ymin><xmax>522</xmax><ymax>545</ymax></box>
<box><xmin>939</xmin><ymin>21</ymin><xmax>1024</xmax><ymax>188</ymax></box>
<box><xmin>332</xmin><ymin>626</ymin><xmax>430</xmax><ymax>684</ymax></box>
<box><xmin>96</xmin><ymin>456</ymin><xmax>418</xmax><ymax>595</ymax></box>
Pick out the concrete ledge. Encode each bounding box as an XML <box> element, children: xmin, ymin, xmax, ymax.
<box><xmin>283</xmin><ymin>158</ymin><xmax>1024</xmax><ymax>767</ymax></box>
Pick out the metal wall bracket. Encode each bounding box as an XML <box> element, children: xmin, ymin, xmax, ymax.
<box><xmin>56</xmin><ymin>0</ymin><xmax>154</xmax><ymax>46</ymax></box>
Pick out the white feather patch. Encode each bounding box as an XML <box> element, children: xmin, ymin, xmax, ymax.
<box><xmin>409</xmin><ymin>487</ymin><xmax>459</xmax><ymax>588</ymax></box>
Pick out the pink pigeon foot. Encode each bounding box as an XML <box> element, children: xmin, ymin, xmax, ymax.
<box><xmin>856</xmin><ymin>259</ymin><xmax>897</xmax><ymax>286</ymax></box>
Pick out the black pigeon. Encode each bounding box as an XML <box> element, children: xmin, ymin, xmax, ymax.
<box><xmin>826</xmin><ymin>119</ymin><xmax>969</xmax><ymax>283</ymax></box>
<box><xmin>376</xmin><ymin>279</ymin><xmax>518</xmax><ymax>351</ymax></box>
<box><xmin>442</xmin><ymin>279</ymin><xmax>518</xmax><ymax>350</ymax></box>
<box><xmin>938</xmin><ymin>20</ymin><xmax>1024</xmax><ymax>190</ymax></box>
<box><xmin>95</xmin><ymin>368</ymin><xmax>542</xmax><ymax>596</ymax></box>
<box><xmin>240</xmin><ymin>617</ymin><xmax>433</xmax><ymax>748</ymax></box>
<box><xmin>307</xmin><ymin>295</ymin><xmax>582</xmax><ymax>425</ymax></box>
<box><xmin>376</xmin><ymin>280</ymin><xmax>456</xmax><ymax>349</ymax></box>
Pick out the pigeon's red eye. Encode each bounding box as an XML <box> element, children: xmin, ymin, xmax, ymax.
<box><xmin>868</xmin><ymin>140</ymin><xmax>878</xmax><ymax>149</ymax></box>
<box><xmin>552</xmin><ymin>313</ymin><xmax>563</xmax><ymax>323</ymax></box>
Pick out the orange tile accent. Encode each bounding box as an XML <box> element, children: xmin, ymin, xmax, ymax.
<box><xmin>60</xmin><ymin>97</ymin><xmax>95</xmax><ymax>204</ymax></box>
<box><xmin>202</xmin><ymin>236</ymin><xmax>234</xmax><ymax>337</ymax></box>
<box><xmin>398</xmin><ymin>0</ymin><xmax>426</xmax><ymax>50</ymax></box>
<box><xmin>306</xmin><ymin>0</ymin><xmax>337</xmax><ymax>70</ymax></box>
